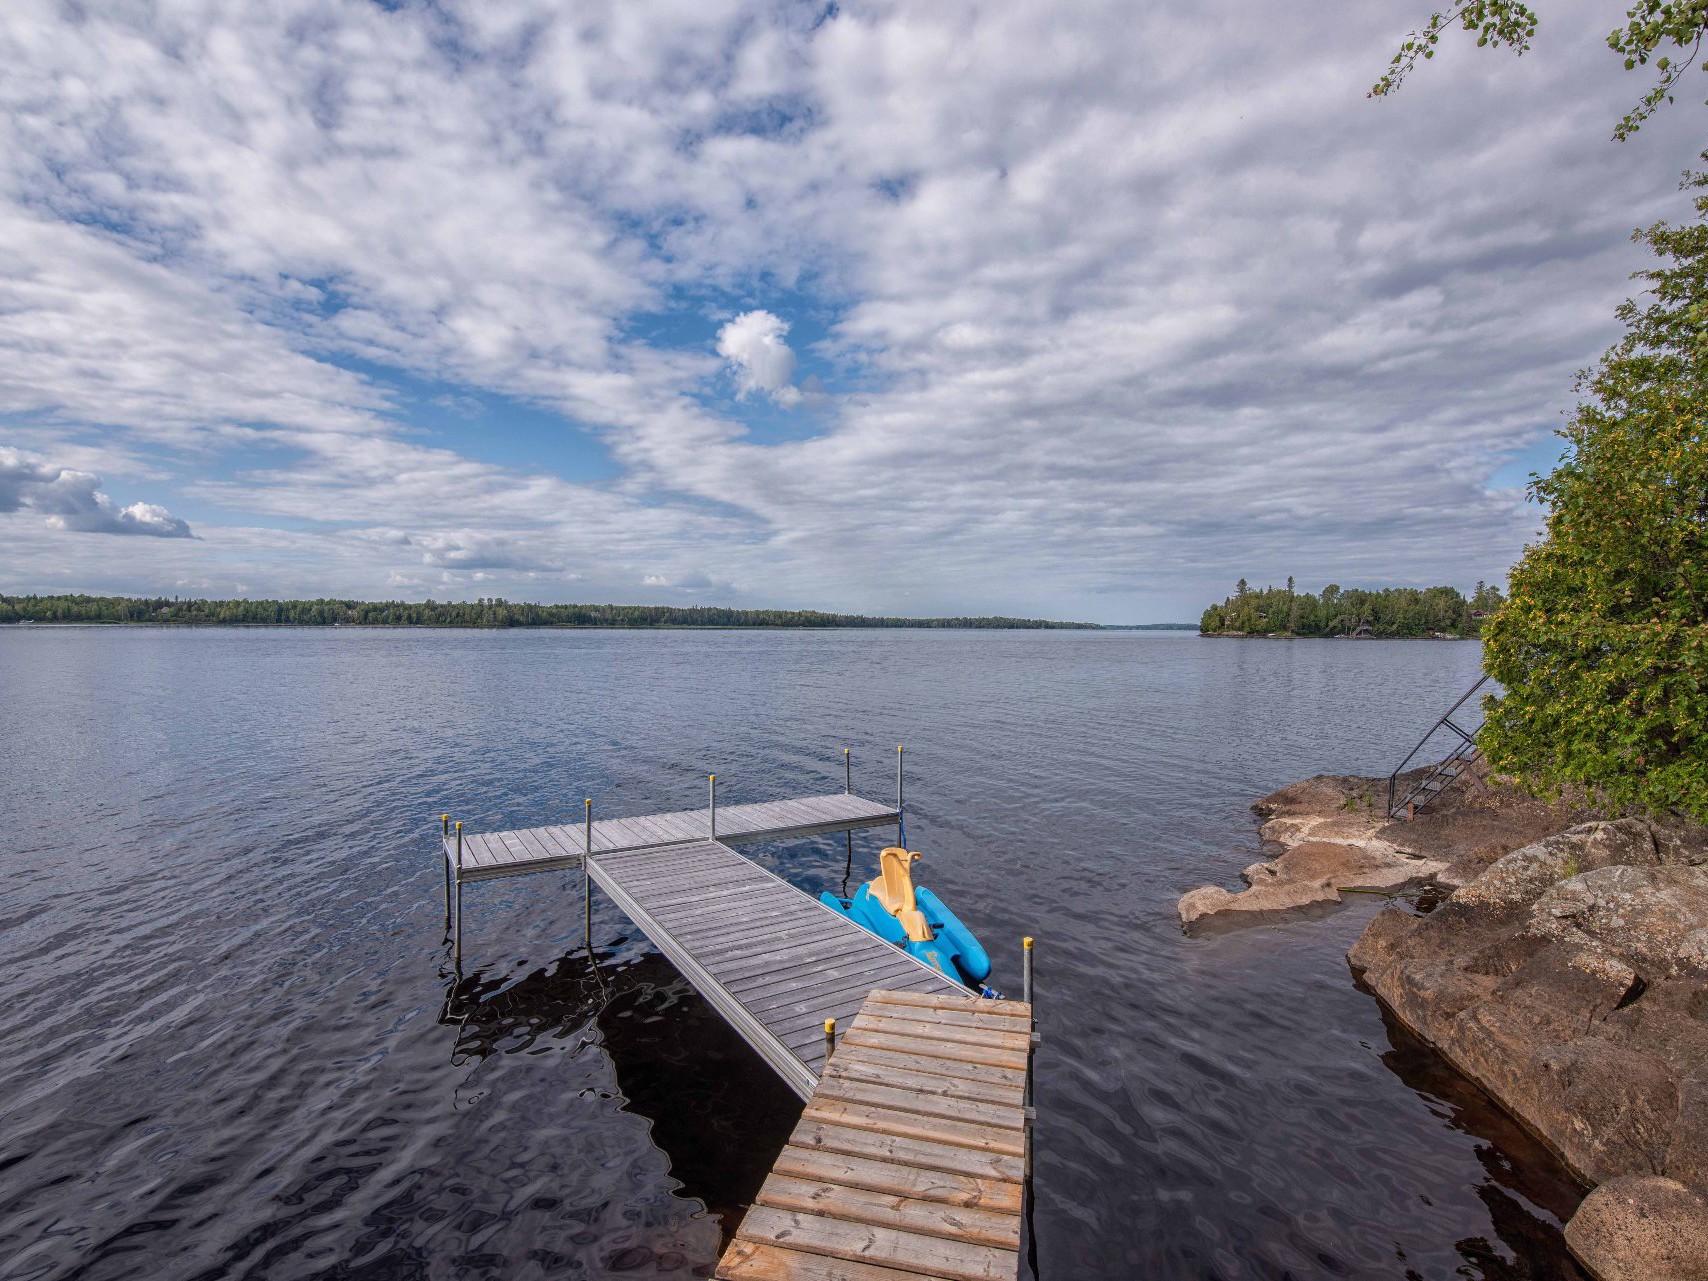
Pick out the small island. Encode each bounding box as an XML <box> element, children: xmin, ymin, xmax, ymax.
<box><xmin>1198</xmin><ymin>579</ymin><xmax>1506</xmax><ymax>639</ymax></box>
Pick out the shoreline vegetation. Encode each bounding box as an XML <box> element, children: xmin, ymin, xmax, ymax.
<box><xmin>0</xmin><ymin>592</ymin><xmax>1113</xmax><ymax>630</ymax></box>
<box><xmin>1199</xmin><ymin>579</ymin><xmax>1505</xmax><ymax>639</ymax></box>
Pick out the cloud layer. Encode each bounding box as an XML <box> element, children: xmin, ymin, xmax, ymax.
<box><xmin>0</xmin><ymin>0</ymin><xmax>1700</xmax><ymax>619</ymax></box>
<box><xmin>0</xmin><ymin>449</ymin><xmax>191</xmax><ymax>538</ymax></box>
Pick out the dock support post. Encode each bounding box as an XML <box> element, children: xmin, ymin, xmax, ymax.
<box><xmin>824</xmin><ymin>1018</ymin><xmax>836</xmax><ymax>1063</ymax></box>
<box><xmin>709</xmin><ymin>774</ymin><xmax>717</xmax><ymax>839</ymax></box>
<box><xmin>844</xmin><ymin>747</ymin><xmax>850</xmax><ymax>794</ymax></box>
<box><xmin>1023</xmin><ymin>935</ymin><xmax>1036</xmax><ymax>1186</ymax></box>
<box><xmin>1023</xmin><ymin>934</ymin><xmax>1034</xmax><ymax>1008</ymax></box>
<box><xmin>896</xmin><ymin>745</ymin><xmax>904</xmax><ymax>813</ymax></box>
<box><xmin>583</xmin><ymin>798</ymin><xmax>593</xmax><ymax>948</ymax></box>
<box><xmin>441</xmin><ymin>814</ymin><xmax>451</xmax><ymax>929</ymax></box>
<box><xmin>453</xmin><ymin>822</ymin><xmax>464</xmax><ymax>969</ymax></box>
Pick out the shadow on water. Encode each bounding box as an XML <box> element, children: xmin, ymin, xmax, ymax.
<box><xmin>1367</xmin><ymin>1003</ymin><xmax>1590</xmax><ymax>1281</ymax></box>
<box><xmin>440</xmin><ymin>944</ymin><xmax>798</xmax><ymax>1252</ymax></box>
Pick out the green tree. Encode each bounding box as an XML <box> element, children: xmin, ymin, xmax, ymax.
<box><xmin>1373</xmin><ymin>1</ymin><xmax>1708</xmax><ymax>139</ymax></box>
<box><xmin>1480</xmin><ymin>166</ymin><xmax>1708</xmax><ymax>819</ymax></box>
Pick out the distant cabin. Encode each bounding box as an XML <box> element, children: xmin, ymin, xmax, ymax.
<box><xmin>1350</xmin><ymin>624</ymin><xmax>1375</xmax><ymax>638</ymax></box>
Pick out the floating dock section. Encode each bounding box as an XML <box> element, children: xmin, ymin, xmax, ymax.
<box><xmin>717</xmin><ymin>988</ymin><xmax>1033</xmax><ymax>1281</ymax></box>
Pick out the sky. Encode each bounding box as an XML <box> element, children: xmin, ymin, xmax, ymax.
<box><xmin>0</xmin><ymin>0</ymin><xmax>1700</xmax><ymax>624</ymax></box>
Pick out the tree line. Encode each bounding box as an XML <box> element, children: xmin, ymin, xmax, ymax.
<box><xmin>0</xmin><ymin>594</ymin><xmax>1097</xmax><ymax>630</ymax></box>
<box><xmin>1199</xmin><ymin>578</ymin><xmax>1507</xmax><ymax>638</ymax></box>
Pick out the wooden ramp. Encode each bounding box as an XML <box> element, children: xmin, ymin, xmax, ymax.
<box><xmin>588</xmin><ymin>840</ymin><xmax>972</xmax><ymax>1099</ymax></box>
<box><xmin>454</xmin><ymin>792</ymin><xmax>900</xmax><ymax>883</ymax></box>
<box><xmin>717</xmin><ymin>989</ymin><xmax>1033</xmax><ymax>1281</ymax></box>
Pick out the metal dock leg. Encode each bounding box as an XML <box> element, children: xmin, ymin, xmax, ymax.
<box><xmin>583</xmin><ymin>798</ymin><xmax>593</xmax><ymax>948</ymax></box>
<box><xmin>440</xmin><ymin>814</ymin><xmax>452</xmax><ymax>930</ymax></box>
<box><xmin>453</xmin><ymin>821</ymin><xmax>464</xmax><ymax>969</ymax></box>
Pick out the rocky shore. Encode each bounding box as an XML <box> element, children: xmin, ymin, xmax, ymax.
<box><xmin>1180</xmin><ymin>770</ymin><xmax>1708</xmax><ymax>1281</ymax></box>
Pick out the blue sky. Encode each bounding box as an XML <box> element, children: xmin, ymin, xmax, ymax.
<box><xmin>0</xmin><ymin>0</ymin><xmax>1700</xmax><ymax>622</ymax></box>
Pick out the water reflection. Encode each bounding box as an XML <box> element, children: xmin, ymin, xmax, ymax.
<box><xmin>440</xmin><ymin>944</ymin><xmax>799</xmax><ymax>1254</ymax></box>
<box><xmin>1370</xmin><ymin>1005</ymin><xmax>1588</xmax><ymax>1280</ymax></box>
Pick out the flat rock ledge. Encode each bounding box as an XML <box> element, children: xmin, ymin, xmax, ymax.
<box><xmin>1177</xmin><ymin>774</ymin><xmax>1454</xmax><ymax>934</ymax></box>
<box><xmin>1349</xmin><ymin>816</ymin><xmax>1708</xmax><ymax>1281</ymax></box>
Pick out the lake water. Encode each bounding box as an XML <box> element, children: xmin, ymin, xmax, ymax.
<box><xmin>0</xmin><ymin>628</ymin><xmax>1588</xmax><ymax>1280</ymax></box>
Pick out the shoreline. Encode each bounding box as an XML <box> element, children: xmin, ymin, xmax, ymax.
<box><xmin>1180</xmin><ymin>769</ymin><xmax>1708</xmax><ymax>1281</ymax></box>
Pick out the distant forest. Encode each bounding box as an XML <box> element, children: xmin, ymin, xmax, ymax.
<box><xmin>0</xmin><ymin>594</ymin><xmax>1096</xmax><ymax>630</ymax></box>
<box><xmin>1199</xmin><ymin>579</ymin><xmax>1506</xmax><ymax>638</ymax></box>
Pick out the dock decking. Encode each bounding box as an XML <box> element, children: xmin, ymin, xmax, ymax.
<box><xmin>717</xmin><ymin>989</ymin><xmax>1034</xmax><ymax>1281</ymax></box>
<box><xmin>588</xmin><ymin>838</ymin><xmax>972</xmax><ymax>1098</ymax></box>
<box><xmin>452</xmin><ymin>792</ymin><xmax>901</xmax><ymax>883</ymax></box>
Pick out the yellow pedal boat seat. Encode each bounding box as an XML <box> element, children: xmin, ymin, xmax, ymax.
<box><xmin>867</xmin><ymin>847</ymin><xmax>934</xmax><ymax>943</ymax></box>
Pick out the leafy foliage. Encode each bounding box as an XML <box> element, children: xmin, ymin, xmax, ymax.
<box><xmin>0</xmin><ymin>594</ymin><xmax>1095</xmax><ymax>630</ymax></box>
<box><xmin>1199</xmin><ymin>580</ymin><xmax>1503</xmax><ymax>637</ymax></box>
<box><xmin>1372</xmin><ymin>1</ymin><xmax>1708</xmax><ymax>139</ymax></box>
<box><xmin>1481</xmin><ymin>166</ymin><xmax>1708</xmax><ymax>819</ymax></box>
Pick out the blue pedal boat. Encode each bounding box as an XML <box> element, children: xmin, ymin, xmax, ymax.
<box><xmin>819</xmin><ymin>846</ymin><xmax>993</xmax><ymax>991</ymax></box>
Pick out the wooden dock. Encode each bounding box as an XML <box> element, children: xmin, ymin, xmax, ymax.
<box><xmin>717</xmin><ymin>989</ymin><xmax>1033</xmax><ymax>1281</ymax></box>
<box><xmin>442</xmin><ymin>766</ymin><xmax>1037</xmax><ymax>1280</ymax></box>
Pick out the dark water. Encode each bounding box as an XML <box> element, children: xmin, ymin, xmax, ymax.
<box><xmin>0</xmin><ymin>628</ymin><xmax>1589</xmax><ymax>1281</ymax></box>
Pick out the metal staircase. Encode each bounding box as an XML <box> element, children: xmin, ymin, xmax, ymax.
<box><xmin>1387</xmin><ymin>674</ymin><xmax>1492</xmax><ymax>819</ymax></box>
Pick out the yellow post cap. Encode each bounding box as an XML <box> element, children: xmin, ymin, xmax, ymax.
<box><xmin>585</xmin><ymin>798</ymin><xmax>591</xmax><ymax>806</ymax></box>
<box><xmin>824</xmin><ymin>1018</ymin><xmax>836</xmax><ymax>1033</ymax></box>
<box><xmin>455</xmin><ymin>820</ymin><xmax>463</xmax><ymax>830</ymax></box>
<box><xmin>441</xmin><ymin>813</ymin><xmax>448</xmax><ymax>822</ymax></box>
<box><xmin>1024</xmin><ymin>935</ymin><xmax>1034</xmax><ymax>950</ymax></box>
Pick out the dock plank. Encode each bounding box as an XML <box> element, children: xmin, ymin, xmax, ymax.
<box><xmin>769</xmin><ymin>1146</ymin><xmax>1022</xmax><ymax>1215</ymax></box>
<box><xmin>789</xmin><ymin>1119</ymin><xmax>1025</xmax><ymax>1184</ymax></box>
<box><xmin>869</xmin><ymin>990</ymin><xmax>1031</xmax><ymax>1021</ymax></box>
<box><xmin>809</xmin><ymin>1076</ymin><xmax>1025</xmax><ymax>1134</ymax></box>
<box><xmin>800</xmin><ymin>1098</ymin><xmax>1026</xmax><ymax>1159</ymax></box>
<box><xmin>718</xmin><ymin>1240</ymin><xmax>936</xmax><ymax>1281</ymax></box>
<box><xmin>839</xmin><ymin>1028</ymin><xmax>1028</xmax><ymax>1074</ymax></box>
<box><xmin>730</xmin><ymin>1206</ymin><xmax>1014</xmax><ymax>1281</ymax></box>
<box><xmin>821</xmin><ymin>1056</ymin><xmax>1024</xmax><ymax>1109</ymax></box>
<box><xmin>850</xmin><ymin>1011</ymin><xmax>1031</xmax><ymax>1053</ymax></box>
<box><xmin>752</xmin><ymin>1174</ymin><xmax>1020</xmax><ymax>1250</ymax></box>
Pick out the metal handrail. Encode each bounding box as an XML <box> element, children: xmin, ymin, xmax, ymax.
<box><xmin>1386</xmin><ymin>674</ymin><xmax>1492</xmax><ymax>817</ymax></box>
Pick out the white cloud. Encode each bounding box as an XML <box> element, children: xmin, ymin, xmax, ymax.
<box><xmin>640</xmin><ymin>570</ymin><xmax>721</xmax><ymax>594</ymax></box>
<box><xmin>715</xmin><ymin>310</ymin><xmax>802</xmax><ymax>406</ymax></box>
<box><xmin>0</xmin><ymin>448</ymin><xmax>192</xmax><ymax>538</ymax></box>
